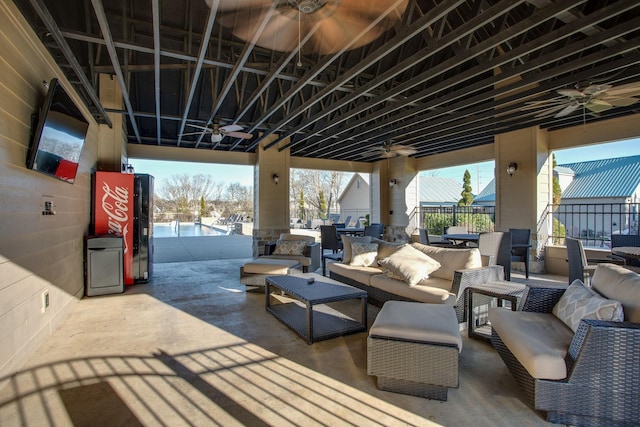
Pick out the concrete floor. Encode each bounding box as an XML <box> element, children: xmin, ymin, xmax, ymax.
<box><xmin>0</xmin><ymin>249</ymin><xmax>566</xmax><ymax>426</ymax></box>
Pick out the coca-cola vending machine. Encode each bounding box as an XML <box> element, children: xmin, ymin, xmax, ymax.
<box><xmin>92</xmin><ymin>171</ymin><xmax>153</xmax><ymax>285</ymax></box>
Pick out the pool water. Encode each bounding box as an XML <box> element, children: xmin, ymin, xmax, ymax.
<box><xmin>153</xmin><ymin>222</ymin><xmax>227</xmax><ymax>237</ymax></box>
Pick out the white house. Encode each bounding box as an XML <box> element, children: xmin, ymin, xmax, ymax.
<box><xmin>337</xmin><ymin>173</ymin><xmax>370</xmax><ymax>226</ymax></box>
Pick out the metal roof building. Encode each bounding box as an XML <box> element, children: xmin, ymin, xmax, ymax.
<box><xmin>419</xmin><ymin>176</ymin><xmax>461</xmax><ymax>205</ymax></box>
<box><xmin>559</xmin><ymin>155</ymin><xmax>640</xmax><ymax>199</ymax></box>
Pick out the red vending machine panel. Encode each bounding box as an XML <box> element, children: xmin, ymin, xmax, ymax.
<box><xmin>93</xmin><ymin>172</ymin><xmax>135</xmax><ymax>285</ymax></box>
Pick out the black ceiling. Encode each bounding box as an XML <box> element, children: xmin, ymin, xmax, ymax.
<box><xmin>15</xmin><ymin>0</ymin><xmax>640</xmax><ymax>162</ymax></box>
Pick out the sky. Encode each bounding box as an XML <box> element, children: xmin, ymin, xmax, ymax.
<box><xmin>129</xmin><ymin>137</ymin><xmax>640</xmax><ymax>193</ymax></box>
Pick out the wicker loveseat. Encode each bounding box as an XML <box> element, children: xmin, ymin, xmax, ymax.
<box><xmin>489</xmin><ymin>263</ymin><xmax>640</xmax><ymax>426</ymax></box>
<box><xmin>261</xmin><ymin>233</ymin><xmax>321</xmax><ymax>273</ymax></box>
<box><xmin>328</xmin><ymin>239</ymin><xmax>503</xmax><ymax>323</ymax></box>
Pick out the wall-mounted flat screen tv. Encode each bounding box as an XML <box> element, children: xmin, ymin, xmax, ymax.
<box><xmin>27</xmin><ymin>78</ymin><xmax>89</xmax><ymax>184</ymax></box>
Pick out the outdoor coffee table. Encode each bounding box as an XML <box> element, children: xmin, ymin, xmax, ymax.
<box><xmin>265</xmin><ymin>273</ymin><xmax>368</xmax><ymax>344</ymax></box>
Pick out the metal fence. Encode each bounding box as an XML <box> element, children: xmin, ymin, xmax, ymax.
<box><xmin>545</xmin><ymin>202</ymin><xmax>639</xmax><ymax>248</ymax></box>
<box><xmin>410</xmin><ymin>205</ymin><xmax>497</xmax><ymax>235</ymax></box>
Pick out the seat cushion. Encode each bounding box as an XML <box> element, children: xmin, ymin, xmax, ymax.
<box><xmin>488</xmin><ymin>308</ymin><xmax>574</xmax><ymax>380</ymax></box>
<box><xmin>409</xmin><ymin>243</ymin><xmax>482</xmax><ymax>280</ymax></box>
<box><xmin>370</xmin><ymin>274</ymin><xmax>455</xmax><ymax>305</ymax></box>
<box><xmin>279</xmin><ymin>233</ymin><xmax>315</xmax><ymax>244</ymax></box>
<box><xmin>261</xmin><ymin>254</ymin><xmax>311</xmax><ymax>267</ymax></box>
<box><xmin>591</xmin><ymin>263</ymin><xmax>640</xmax><ymax>322</ymax></box>
<box><xmin>328</xmin><ymin>261</ymin><xmax>381</xmax><ymax>285</ymax></box>
<box><xmin>370</xmin><ymin>301</ymin><xmax>461</xmax><ymax>352</ymax></box>
<box><xmin>242</xmin><ymin>258</ymin><xmax>300</xmax><ymax>274</ymax></box>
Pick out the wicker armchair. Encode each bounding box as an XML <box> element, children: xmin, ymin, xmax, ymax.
<box><xmin>490</xmin><ymin>264</ymin><xmax>640</xmax><ymax>427</ymax></box>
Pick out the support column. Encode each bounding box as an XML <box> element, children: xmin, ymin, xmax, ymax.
<box><xmin>252</xmin><ymin>135</ymin><xmax>291</xmax><ymax>257</ymax></box>
<box><xmin>98</xmin><ymin>73</ymin><xmax>127</xmax><ymax>171</ymax></box>
<box><xmin>495</xmin><ymin>126</ymin><xmax>553</xmax><ymax>273</ymax></box>
<box><xmin>377</xmin><ymin>156</ymin><xmax>418</xmax><ymax>242</ymax></box>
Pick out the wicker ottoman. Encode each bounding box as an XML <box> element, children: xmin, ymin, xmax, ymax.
<box><xmin>367</xmin><ymin>301</ymin><xmax>462</xmax><ymax>401</ymax></box>
<box><xmin>240</xmin><ymin>258</ymin><xmax>302</xmax><ymax>292</ymax></box>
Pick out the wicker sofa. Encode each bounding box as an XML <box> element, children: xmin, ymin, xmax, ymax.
<box><xmin>489</xmin><ymin>263</ymin><xmax>640</xmax><ymax>427</ymax></box>
<box><xmin>328</xmin><ymin>239</ymin><xmax>503</xmax><ymax>323</ymax></box>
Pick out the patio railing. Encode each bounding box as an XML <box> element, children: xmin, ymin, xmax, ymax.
<box><xmin>410</xmin><ymin>202</ymin><xmax>639</xmax><ymax>248</ymax></box>
<box><xmin>409</xmin><ymin>205</ymin><xmax>496</xmax><ymax>235</ymax></box>
<box><xmin>543</xmin><ymin>202</ymin><xmax>639</xmax><ymax>248</ymax></box>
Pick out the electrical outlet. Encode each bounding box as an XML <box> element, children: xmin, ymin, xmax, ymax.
<box><xmin>42</xmin><ymin>290</ymin><xmax>50</xmax><ymax>313</ymax></box>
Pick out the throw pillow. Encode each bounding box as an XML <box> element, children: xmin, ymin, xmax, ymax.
<box><xmin>273</xmin><ymin>239</ymin><xmax>307</xmax><ymax>256</ymax></box>
<box><xmin>553</xmin><ymin>279</ymin><xmax>624</xmax><ymax>332</ymax></box>
<box><xmin>378</xmin><ymin>244</ymin><xmax>442</xmax><ymax>286</ymax></box>
<box><xmin>340</xmin><ymin>235</ymin><xmax>372</xmax><ymax>264</ymax></box>
<box><xmin>350</xmin><ymin>242</ymin><xmax>379</xmax><ymax>267</ymax></box>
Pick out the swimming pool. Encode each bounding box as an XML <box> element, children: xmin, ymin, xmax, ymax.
<box><xmin>153</xmin><ymin>222</ymin><xmax>228</xmax><ymax>237</ymax></box>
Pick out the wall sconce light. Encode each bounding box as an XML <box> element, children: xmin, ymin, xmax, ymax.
<box><xmin>389</xmin><ymin>178</ymin><xmax>399</xmax><ymax>187</ymax></box>
<box><xmin>272</xmin><ymin>173</ymin><xmax>279</xmax><ymax>185</ymax></box>
<box><xmin>506</xmin><ymin>162</ymin><xmax>518</xmax><ymax>177</ymax></box>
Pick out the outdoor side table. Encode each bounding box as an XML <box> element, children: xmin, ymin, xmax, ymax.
<box><xmin>467</xmin><ymin>281</ymin><xmax>526</xmax><ymax>341</ymax></box>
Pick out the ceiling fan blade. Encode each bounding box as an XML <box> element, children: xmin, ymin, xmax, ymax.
<box><xmin>586</xmin><ymin>102</ymin><xmax>613</xmax><ymax>113</ymax></box>
<box><xmin>555</xmin><ymin>104</ymin><xmax>580</xmax><ymax>117</ymax></box>
<box><xmin>395</xmin><ymin>148</ymin><xmax>418</xmax><ymax>156</ymax></box>
<box><xmin>220</xmin><ymin>124</ymin><xmax>244</xmax><ymax>132</ymax></box>
<box><xmin>604</xmin><ymin>83</ymin><xmax>640</xmax><ymax>97</ymax></box>
<box><xmin>224</xmin><ymin>131</ymin><xmax>253</xmax><ymax>139</ymax></box>
<box><xmin>178</xmin><ymin>131</ymin><xmax>205</xmax><ymax>137</ymax></box>
<box><xmin>340</xmin><ymin>0</ymin><xmax>408</xmax><ymax>17</ymax></box>
<box><xmin>557</xmin><ymin>89</ymin><xmax>584</xmax><ymax>98</ymax></box>
<box><xmin>533</xmin><ymin>104</ymin><xmax>568</xmax><ymax>118</ymax></box>
<box><xmin>606</xmin><ymin>96</ymin><xmax>639</xmax><ymax>107</ymax></box>
<box><xmin>582</xmin><ymin>84</ymin><xmax>611</xmax><ymax>95</ymax></box>
<box><xmin>221</xmin><ymin>8</ymin><xmax>299</xmax><ymax>53</ymax></box>
<box><xmin>184</xmin><ymin>123</ymin><xmax>212</xmax><ymax>131</ymax></box>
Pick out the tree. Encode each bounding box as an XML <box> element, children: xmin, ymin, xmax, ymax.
<box><xmin>552</xmin><ymin>153</ymin><xmax>562</xmax><ymax>206</ymax></box>
<box><xmin>318</xmin><ymin>190</ymin><xmax>327</xmax><ymax>219</ymax></box>
<box><xmin>157</xmin><ymin>173</ymin><xmax>217</xmax><ymax>221</ymax></box>
<box><xmin>199</xmin><ymin>195</ymin><xmax>207</xmax><ymax>218</ymax></box>
<box><xmin>290</xmin><ymin>169</ymin><xmax>346</xmax><ymax>218</ymax></box>
<box><xmin>298</xmin><ymin>190</ymin><xmax>305</xmax><ymax>220</ymax></box>
<box><xmin>458</xmin><ymin>169</ymin><xmax>474</xmax><ymax>206</ymax></box>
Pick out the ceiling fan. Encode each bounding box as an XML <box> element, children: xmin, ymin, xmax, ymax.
<box><xmin>362</xmin><ymin>141</ymin><xmax>418</xmax><ymax>159</ymax></box>
<box><xmin>180</xmin><ymin>123</ymin><xmax>253</xmax><ymax>144</ymax></box>
<box><xmin>210</xmin><ymin>0</ymin><xmax>408</xmax><ymax>55</ymax></box>
<box><xmin>523</xmin><ymin>81</ymin><xmax>640</xmax><ymax>119</ymax></box>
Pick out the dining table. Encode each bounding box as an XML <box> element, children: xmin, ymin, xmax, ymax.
<box><xmin>442</xmin><ymin>233</ymin><xmax>480</xmax><ymax>245</ymax></box>
<box><xmin>611</xmin><ymin>246</ymin><xmax>640</xmax><ymax>261</ymax></box>
<box><xmin>336</xmin><ymin>227</ymin><xmax>365</xmax><ymax>236</ymax></box>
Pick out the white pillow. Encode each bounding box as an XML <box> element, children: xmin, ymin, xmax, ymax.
<box><xmin>273</xmin><ymin>239</ymin><xmax>306</xmax><ymax>256</ymax></box>
<box><xmin>350</xmin><ymin>242</ymin><xmax>379</xmax><ymax>267</ymax></box>
<box><xmin>553</xmin><ymin>280</ymin><xmax>624</xmax><ymax>332</ymax></box>
<box><xmin>340</xmin><ymin>235</ymin><xmax>372</xmax><ymax>263</ymax></box>
<box><xmin>378</xmin><ymin>244</ymin><xmax>441</xmax><ymax>286</ymax></box>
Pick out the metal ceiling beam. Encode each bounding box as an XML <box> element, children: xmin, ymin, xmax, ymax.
<box><xmin>176</xmin><ymin>0</ymin><xmax>219</xmax><ymax>146</ymax></box>
<box><xmin>275</xmin><ymin>0</ymin><xmax>525</xmax><ymax>152</ymax></box>
<box><xmin>245</xmin><ymin>0</ymin><xmax>418</xmax><ymax>150</ymax></box>
<box><xmin>152</xmin><ymin>0</ymin><xmax>161</xmax><ymax>143</ymax></box>
<box><xmin>26</xmin><ymin>0</ymin><xmax>112</xmax><ymax>127</ymax></box>
<box><xmin>90</xmin><ymin>0</ymin><xmax>140</xmax><ymax>141</ymax></box>
<box><xmin>197</xmin><ymin>4</ymin><xmax>279</xmax><ymax>149</ymax></box>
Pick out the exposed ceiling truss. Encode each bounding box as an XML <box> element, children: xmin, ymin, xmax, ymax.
<box><xmin>15</xmin><ymin>0</ymin><xmax>640</xmax><ymax>162</ymax></box>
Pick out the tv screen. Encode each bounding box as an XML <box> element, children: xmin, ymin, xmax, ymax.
<box><xmin>27</xmin><ymin>78</ymin><xmax>89</xmax><ymax>184</ymax></box>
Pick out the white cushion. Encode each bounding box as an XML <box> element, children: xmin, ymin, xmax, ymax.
<box><xmin>350</xmin><ymin>242</ymin><xmax>379</xmax><ymax>267</ymax></box>
<box><xmin>378</xmin><ymin>244</ymin><xmax>441</xmax><ymax>286</ymax></box>
<box><xmin>273</xmin><ymin>239</ymin><xmax>306</xmax><ymax>256</ymax></box>
<box><xmin>370</xmin><ymin>274</ymin><xmax>456</xmax><ymax>305</ymax></box>
<box><xmin>489</xmin><ymin>308</ymin><xmax>574</xmax><ymax>380</ymax></box>
<box><xmin>370</xmin><ymin>301</ymin><xmax>461</xmax><ymax>352</ymax></box>
<box><xmin>279</xmin><ymin>233</ymin><xmax>315</xmax><ymax>244</ymax></box>
<box><xmin>553</xmin><ymin>279</ymin><xmax>624</xmax><ymax>332</ymax></box>
<box><xmin>370</xmin><ymin>238</ymin><xmax>404</xmax><ymax>261</ymax></box>
<box><xmin>242</xmin><ymin>258</ymin><xmax>300</xmax><ymax>274</ymax></box>
<box><xmin>328</xmin><ymin>262</ymin><xmax>381</xmax><ymax>285</ymax></box>
<box><xmin>591</xmin><ymin>263</ymin><xmax>640</xmax><ymax>322</ymax></box>
<box><xmin>410</xmin><ymin>243</ymin><xmax>482</xmax><ymax>280</ymax></box>
<box><xmin>340</xmin><ymin>235</ymin><xmax>372</xmax><ymax>264</ymax></box>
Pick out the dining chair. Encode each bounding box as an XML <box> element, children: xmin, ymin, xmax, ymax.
<box><xmin>565</xmin><ymin>237</ymin><xmax>623</xmax><ymax>285</ymax></box>
<box><xmin>320</xmin><ymin>225</ymin><xmax>343</xmax><ymax>276</ymax></box>
<box><xmin>478</xmin><ymin>231</ymin><xmax>512</xmax><ymax>280</ymax></box>
<box><xmin>418</xmin><ymin>228</ymin><xmax>454</xmax><ymax>247</ymax></box>
<box><xmin>364</xmin><ymin>223</ymin><xmax>384</xmax><ymax>238</ymax></box>
<box><xmin>509</xmin><ymin>228</ymin><xmax>532</xmax><ymax>278</ymax></box>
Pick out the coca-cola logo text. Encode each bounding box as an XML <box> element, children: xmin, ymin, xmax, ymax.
<box><xmin>101</xmin><ymin>182</ymin><xmax>130</xmax><ymax>253</ymax></box>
